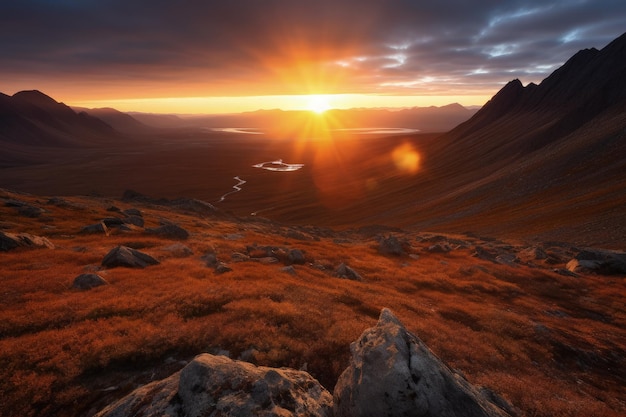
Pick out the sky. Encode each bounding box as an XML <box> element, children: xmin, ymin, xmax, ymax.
<box><xmin>1</xmin><ymin>0</ymin><xmax>625</xmax><ymax>114</ymax></box>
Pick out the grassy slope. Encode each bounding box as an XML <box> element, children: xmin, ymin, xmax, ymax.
<box><xmin>0</xmin><ymin>189</ymin><xmax>624</xmax><ymax>417</ymax></box>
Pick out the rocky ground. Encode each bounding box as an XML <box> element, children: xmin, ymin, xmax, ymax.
<box><xmin>1</xmin><ymin>187</ymin><xmax>625</xmax><ymax>417</ymax></box>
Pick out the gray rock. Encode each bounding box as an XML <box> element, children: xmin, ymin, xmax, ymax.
<box><xmin>162</xmin><ymin>243</ymin><xmax>193</xmax><ymax>258</ymax></box>
<box><xmin>427</xmin><ymin>243</ymin><xmax>451</xmax><ymax>253</ymax></box>
<box><xmin>0</xmin><ymin>231</ymin><xmax>54</xmax><ymax>251</ymax></box>
<box><xmin>231</xmin><ymin>252</ymin><xmax>251</xmax><ymax>262</ymax></box>
<box><xmin>72</xmin><ymin>273</ymin><xmax>108</xmax><ymax>290</ymax></box>
<box><xmin>18</xmin><ymin>204</ymin><xmax>45</xmax><ymax>217</ymax></box>
<box><xmin>201</xmin><ymin>253</ymin><xmax>218</xmax><ymax>267</ymax></box>
<box><xmin>378</xmin><ymin>235</ymin><xmax>406</xmax><ymax>256</ymax></box>
<box><xmin>288</xmin><ymin>249</ymin><xmax>306</xmax><ymax>265</ymax></box>
<box><xmin>102</xmin><ymin>217</ymin><xmax>125</xmax><ymax>227</ymax></box>
<box><xmin>333</xmin><ymin>308</ymin><xmax>511</xmax><ymax>417</ymax></box>
<box><xmin>571</xmin><ymin>249</ymin><xmax>626</xmax><ymax>274</ymax></box>
<box><xmin>81</xmin><ymin>222</ymin><xmax>109</xmax><ymax>236</ymax></box>
<box><xmin>146</xmin><ymin>224</ymin><xmax>189</xmax><ymax>240</ymax></box>
<box><xmin>123</xmin><ymin>215</ymin><xmax>144</xmax><ymax>227</ymax></box>
<box><xmin>102</xmin><ymin>246</ymin><xmax>160</xmax><ymax>268</ymax></box>
<box><xmin>281</xmin><ymin>265</ymin><xmax>297</xmax><ymax>275</ymax></box>
<box><xmin>336</xmin><ymin>263</ymin><xmax>363</xmax><ymax>281</ymax></box>
<box><xmin>95</xmin><ymin>354</ymin><xmax>333</xmax><ymax>417</ymax></box>
<box><xmin>215</xmin><ymin>262</ymin><xmax>232</xmax><ymax>274</ymax></box>
<box><xmin>122</xmin><ymin>208</ymin><xmax>142</xmax><ymax>217</ymax></box>
<box><xmin>254</xmin><ymin>257</ymin><xmax>280</xmax><ymax>264</ymax></box>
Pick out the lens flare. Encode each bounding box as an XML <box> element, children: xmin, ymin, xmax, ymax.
<box><xmin>392</xmin><ymin>143</ymin><xmax>421</xmax><ymax>174</ymax></box>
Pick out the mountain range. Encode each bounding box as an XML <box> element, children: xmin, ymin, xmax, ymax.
<box><xmin>1</xmin><ymin>32</ymin><xmax>625</xmax><ymax>247</ymax></box>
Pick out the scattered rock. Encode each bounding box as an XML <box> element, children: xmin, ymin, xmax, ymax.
<box><xmin>146</xmin><ymin>224</ymin><xmax>190</xmax><ymax>240</ymax></box>
<box><xmin>336</xmin><ymin>263</ymin><xmax>363</xmax><ymax>281</ymax></box>
<box><xmin>287</xmin><ymin>249</ymin><xmax>306</xmax><ymax>265</ymax></box>
<box><xmin>254</xmin><ymin>257</ymin><xmax>279</xmax><ymax>264</ymax></box>
<box><xmin>281</xmin><ymin>265</ymin><xmax>297</xmax><ymax>275</ymax></box>
<box><xmin>174</xmin><ymin>198</ymin><xmax>218</xmax><ymax>215</ymax></box>
<box><xmin>214</xmin><ymin>262</ymin><xmax>232</xmax><ymax>274</ymax></box>
<box><xmin>570</xmin><ymin>249</ymin><xmax>626</xmax><ymax>275</ymax></box>
<box><xmin>95</xmin><ymin>353</ymin><xmax>333</xmax><ymax>417</ymax></box>
<box><xmin>46</xmin><ymin>197</ymin><xmax>84</xmax><ymax>209</ymax></box>
<box><xmin>201</xmin><ymin>252</ymin><xmax>218</xmax><ymax>267</ymax></box>
<box><xmin>123</xmin><ymin>208</ymin><xmax>142</xmax><ymax>217</ymax></box>
<box><xmin>102</xmin><ymin>246</ymin><xmax>160</xmax><ymax>268</ymax></box>
<box><xmin>102</xmin><ymin>217</ymin><xmax>125</xmax><ymax>227</ymax></box>
<box><xmin>427</xmin><ymin>243</ymin><xmax>452</xmax><ymax>253</ymax></box>
<box><xmin>473</xmin><ymin>245</ymin><xmax>519</xmax><ymax>265</ymax></box>
<box><xmin>72</xmin><ymin>273</ymin><xmax>108</xmax><ymax>290</ymax></box>
<box><xmin>81</xmin><ymin>222</ymin><xmax>109</xmax><ymax>236</ymax></box>
<box><xmin>230</xmin><ymin>252</ymin><xmax>250</xmax><ymax>262</ymax></box>
<box><xmin>333</xmin><ymin>308</ymin><xmax>511</xmax><ymax>417</ymax></box>
<box><xmin>106</xmin><ymin>206</ymin><xmax>121</xmax><ymax>212</ymax></box>
<box><xmin>123</xmin><ymin>215</ymin><xmax>144</xmax><ymax>227</ymax></box>
<box><xmin>0</xmin><ymin>231</ymin><xmax>54</xmax><ymax>251</ymax></box>
<box><xmin>377</xmin><ymin>235</ymin><xmax>406</xmax><ymax>256</ymax></box>
<box><xmin>162</xmin><ymin>243</ymin><xmax>193</xmax><ymax>258</ymax></box>
<box><xmin>5</xmin><ymin>199</ymin><xmax>45</xmax><ymax>217</ymax></box>
<box><xmin>18</xmin><ymin>204</ymin><xmax>45</xmax><ymax>217</ymax></box>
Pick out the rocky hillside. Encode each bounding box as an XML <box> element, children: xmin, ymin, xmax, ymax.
<box><xmin>1</xmin><ymin>188</ymin><xmax>624</xmax><ymax>417</ymax></box>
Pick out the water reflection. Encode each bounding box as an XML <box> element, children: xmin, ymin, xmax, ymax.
<box><xmin>253</xmin><ymin>159</ymin><xmax>304</xmax><ymax>172</ymax></box>
<box><xmin>333</xmin><ymin>127</ymin><xmax>420</xmax><ymax>134</ymax></box>
<box><xmin>210</xmin><ymin>128</ymin><xmax>263</xmax><ymax>135</ymax></box>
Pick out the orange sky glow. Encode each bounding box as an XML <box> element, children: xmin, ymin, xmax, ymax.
<box><xmin>2</xmin><ymin>1</ymin><xmax>625</xmax><ymax>115</ymax></box>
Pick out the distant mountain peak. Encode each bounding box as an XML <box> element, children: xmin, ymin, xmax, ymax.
<box><xmin>12</xmin><ymin>90</ymin><xmax>60</xmax><ymax>106</ymax></box>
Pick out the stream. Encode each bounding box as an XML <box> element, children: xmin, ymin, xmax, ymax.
<box><xmin>216</xmin><ymin>176</ymin><xmax>247</xmax><ymax>203</ymax></box>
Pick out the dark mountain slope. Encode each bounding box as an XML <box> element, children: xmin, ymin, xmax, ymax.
<box><xmin>443</xmin><ymin>31</ymin><xmax>626</xmax><ymax>160</ymax></box>
<box><xmin>385</xmin><ymin>32</ymin><xmax>626</xmax><ymax>246</ymax></box>
<box><xmin>0</xmin><ymin>90</ymin><xmax>117</xmax><ymax>147</ymax></box>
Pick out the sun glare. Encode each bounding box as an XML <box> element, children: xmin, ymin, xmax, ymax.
<box><xmin>306</xmin><ymin>95</ymin><xmax>332</xmax><ymax>114</ymax></box>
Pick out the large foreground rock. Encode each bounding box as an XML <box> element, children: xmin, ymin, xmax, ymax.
<box><xmin>102</xmin><ymin>246</ymin><xmax>160</xmax><ymax>268</ymax></box>
<box><xmin>95</xmin><ymin>354</ymin><xmax>333</xmax><ymax>417</ymax></box>
<box><xmin>333</xmin><ymin>308</ymin><xmax>511</xmax><ymax>417</ymax></box>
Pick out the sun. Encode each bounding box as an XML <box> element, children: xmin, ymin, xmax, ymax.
<box><xmin>306</xmin><ymin>95</ymin><xmax>332</xmax><ymax>114</ymax></box>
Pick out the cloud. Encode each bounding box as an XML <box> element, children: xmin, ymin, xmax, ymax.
<box><xmin>1</xmin><ymin>0</ymin><xmax>625</xmax><ymax>101</ymax></box>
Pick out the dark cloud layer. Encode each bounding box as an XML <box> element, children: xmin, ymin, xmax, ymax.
<box><xmin>1</xmin><ymin>0</ymin><xmax>625</xmax><ymax>101</ymax></box>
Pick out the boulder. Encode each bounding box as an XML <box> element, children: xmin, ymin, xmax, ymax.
<box><xmin>72</xmin><ymin>273</ymin><xmax>108</xmax><ymax>290</ymax></box>
<box><xmin>287</xmin><ymin>249</ymin><xmax>306</xmax><ymax>265</ymax></box>
<box><xmin>122</xmin><ymin>208</ymin><xmax>142</xmax><ymax>217</ymax></box>
<box><xmin>81</xmin><ymin>222</ymin><xmax>109</xmax><ymax>236</ymax></box>
<box><xmin>95</xmin><ymin>354</ymin><xmax>333</xmax><ymax>417</ymax></box>
<box><xmin>281</xmin><ymin>265</ymin><xmax>297</xmax><ymax>275</ymax></box>
<box><xmin>146</xmin><ymin>224</ymin><xmax>190</xmax><ymax>240</ymax></box>
<box><xmin>570</xmin><ymin>249</ymin><xmax>626</xmax><ymax>275</ymax></box>
<box><xmin>378</xmin><ymin>235</ymin><xmax>406</xmax><ymax>256</ymax></box>
<box><xmin>333</xmin><ymin>308</ymin><xmax>511</xmax><ymax>417</ymax></box>
<box><xmin>427</xmin><ymin>243</ymin><xmax>452</xmax><ymax>253</ymax></box>
<box><xmin>102</xmin><ymin>217</ymin><xmax>126</xmax><ymax>227</ymax></box>
<box><xmin>0</xmin><ymin>231</ymin><xmax>54</xmax><ymax>251</ymax></box>
<box><xmin>214</xmin><ymin>262</ymin><xmax>232</xmax><ymax>274</ymax></box>
<box><xmin>162</xmin><ymin>243</ymin><xmax>193</xmax><ymax>258</ymax></box>
<box><xmin>123</xmin><ymin>215</ymin><xmax>145</xmax><ymax>227</ymax></box>
<box><xmin>336</xmin><ymin>263</ymin><xmax>363</xmax><ymax>281</ymax></box>
<box><xmin>102</xmin><ymin>246</ymin><xmax>159</xmax><ymax>268</ymax></box>
<box><xmin>201</xmin><ymin>252</ymin><xmax>218</xmax><ymax>267</ymax></box>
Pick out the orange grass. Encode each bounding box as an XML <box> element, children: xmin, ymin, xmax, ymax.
<box><xmin>0</xmin><ymin>190</ymin><xmax>625</xmax><ymax>417</ymax></box>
